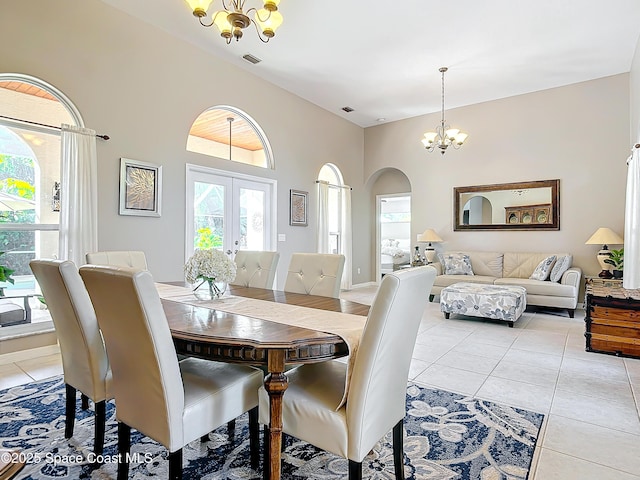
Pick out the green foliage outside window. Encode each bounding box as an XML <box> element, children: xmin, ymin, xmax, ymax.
<box><xmin>195</xmin><ymin>227</ymin><xmax>223</xmax><ymax>249</ymax></box>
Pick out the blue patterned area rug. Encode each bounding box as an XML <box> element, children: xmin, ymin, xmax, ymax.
<box><xmin>0</xmin><ymin>376</ymin><xmax>544</xmax><ymax>479</ymax></box>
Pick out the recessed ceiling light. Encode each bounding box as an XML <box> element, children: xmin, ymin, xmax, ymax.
<box><xmin>341</xmin><ymin>106</ymin><xmax>354</xmax><ymax>113</ymax></box>
<box><xmin>377</xmin><ymin>118</ymin><xmax>386</xmax><ymax>122</ymax></box>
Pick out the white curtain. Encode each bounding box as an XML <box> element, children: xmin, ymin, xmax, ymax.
<box><xmin>340</xmin><ymin>186</ymin><xmax>352</xmax><ymax>290</ymax></box>
<box><xmin>316</xmin><ymin>181</ymin><xmax>329</xmax><ymax>253</ymax></box>
<box><xmin>624</xmin><ymin>148</ymin><xmax>640</xmax><ymax>289</ymax></box>
<box><xmin>59</xmin><ymin>124</ymin><xmax>98</xmax><ymax>267</ymax></box>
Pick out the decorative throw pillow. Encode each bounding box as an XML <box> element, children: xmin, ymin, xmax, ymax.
<box><xmin>529</xmin><ymin>255</ymin><xmax>557</xmax><ymax>281</ymax></box>
<box><xmin>549</xmin><ymin>255</ymin><xmax>572</xmax><ymax>282</ymax></box>
<box><xmin>438</xmin><ymin>253</ymin><xmax>474</xmax><ymax>275</ymax></box>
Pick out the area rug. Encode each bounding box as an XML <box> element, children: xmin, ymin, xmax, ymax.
<box><xmin>0</xmin><ymin>376</ymin><xmax>544</xmax><ymax>479</ymax></box>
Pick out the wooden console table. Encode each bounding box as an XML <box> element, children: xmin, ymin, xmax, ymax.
<box><xmin>584</xmin><ymin>278</ymin><xmax>640</xmax><ymax>358</ymax></box>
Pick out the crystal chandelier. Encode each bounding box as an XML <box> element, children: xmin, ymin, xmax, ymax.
<box><xmin>185</xmin><ymin>0</ymin><xmax>283</xmax><ymax>44</ymax></box>
<box><xmin>421</xmin><ymin>67</ymin><xmax>468</xmax><ymax>155</ymax></box>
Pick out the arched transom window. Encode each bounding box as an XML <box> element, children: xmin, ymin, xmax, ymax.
<box><xmin>187</xmin><ymin>105</ymin><xmax>274</xmax><ymax>169</ymax></box>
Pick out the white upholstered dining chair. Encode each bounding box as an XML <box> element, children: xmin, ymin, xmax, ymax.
<box><xmin>85</xmin><ymin>250</ymin><xmax>148</xmax><ymax>270</ymax></box>
<box><xmin>231</xmin><ymin>250</ymin><xmax>280</xmax><ymax>289</ymax></box>
<box><xmin>29</xmin><ymin>259</ymin><xmax>112</xmax><ymax>455</ymax></box>
<box><xmin>79</xmin><ymin>265</ymin><xmax>264</xmax><ymax>480</ymax></box>
<box><xmin>284</xmin><ymin>253</ymin><xmax>345</xmax><ymax>298</ymax></box>
<box><xmin>259</xmin><ymin>266</ymin><xmax>436</xmax><ymax>480</ymax></box>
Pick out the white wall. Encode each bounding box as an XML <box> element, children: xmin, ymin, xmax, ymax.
<box><xmin>0</xmin><ymin>0</ymin><xmax>369</xmax><ymax>285</ymax></box>
<box><xmin>365</xmin><ymin>75</ymin><xmax>630</xmax><ymax>278</ymax></box>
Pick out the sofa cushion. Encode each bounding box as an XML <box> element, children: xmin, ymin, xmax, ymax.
<box><xmin>437</xmin><ymin>253</ymin><xmax>474</xmax><ymax>275</ymax></box>
<box><xmin>549</xmin><ymin>255</ymin><xmax>572</xmax><ymax>282</ymax></box>
<box><xmin>503</xmin><ymin>252</ymin><xmax>569</xmax><ymax>278</ymax></box>
<box><xmin>529</xmin><ymin>255</ymin><xmax>556</xmax><ymax>281</ymax></box>
<box><xmin>434</xmin><ymin>275</ymin><xmax>497</xmax><ymax>288</ymax></box>
<box><xmin>494</xmin><ymin>277</ymin><xmax>577</xmax><ymax>297</ymax></box>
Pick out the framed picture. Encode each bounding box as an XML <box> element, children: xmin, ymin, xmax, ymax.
<box><xmin>290</xmin><ymin>189</ymin><xmax>308</xmax><ymax>226</ymax></box>
<box><xmin>119</xmin><ymin>158</ymin><xmax>162</xmax><ymax>217</ymax></box>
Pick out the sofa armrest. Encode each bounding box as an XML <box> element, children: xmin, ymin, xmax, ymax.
<box><xmin>431</xmin><ymin>262</ymin><xmax>443</xmax><ymax>275</ymax></box>
<box><xmin>561</xmin><ymin>267</ymin><xmax>582</xmax><ymax>289</ymax></box>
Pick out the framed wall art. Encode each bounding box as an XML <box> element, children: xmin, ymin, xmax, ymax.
<box><xmin>289</xmin><ymin>189</ymin><xmax>308</xmax><ymax>226</ymax></box>
<box><xmin>119</xmin><ymin>158</ymin><xmax>162</xmax><ymax>217</ymax></box>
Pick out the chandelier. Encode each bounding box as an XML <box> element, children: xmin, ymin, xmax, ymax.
<box><xmin>421</xmin><ymin>67</ymin><xmax>468</xmax><ymax>155</ymax></box>
<box><xmin>185</xmin><ymin>0</ymin><xmax>283</xmax><ymax>44</ymax></box>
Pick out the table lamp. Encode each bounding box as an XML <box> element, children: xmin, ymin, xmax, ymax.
<box><xmin>418</xmin><ymin>228</ymin><xmax>443</xmax><ymax>264</ymax></box>
<box><xmin>585</xmin><ymin>227</ymin><xmax>624</xmax><ymax>278</ymax></box>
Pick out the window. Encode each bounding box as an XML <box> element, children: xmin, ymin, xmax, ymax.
<box><xmin>318</xmin><ymin>164</ymin><xmax>344</xmax><ymax>254</ymax></box>
<box><xmin>187</xmin><ymin>106</ymin><xmax>274</xmax><ymax>169</ymax></box>
<box><xmin>0</xmin><ymin>74</ymin><xmax>81</xmax><ymax>325</ymax></box>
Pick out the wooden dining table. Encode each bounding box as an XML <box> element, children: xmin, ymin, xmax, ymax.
<box><xmin>160</xmin><ymin>284</ymin><xmax>370</xmax><ymax>480</ymax></box>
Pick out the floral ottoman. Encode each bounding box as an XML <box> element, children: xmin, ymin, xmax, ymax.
<box><xmin>440</xmin><ymin>282</ymin><xmax>526</xmax><ymax>327</ymax></box>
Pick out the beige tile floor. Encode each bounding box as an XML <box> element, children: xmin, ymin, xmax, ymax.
<box><xmin>1</xmin><ymin>284</ymin><xmax>639</xmax><ymax>479</ymax></box>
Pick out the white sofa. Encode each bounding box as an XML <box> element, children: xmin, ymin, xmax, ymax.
<box><xmin>429</xmin><ymin>251</ymin><xmax>582</xmax><ymax>318</ymax></box>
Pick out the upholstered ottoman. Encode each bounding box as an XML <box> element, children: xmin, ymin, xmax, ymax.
<box><xmin>440</xmin><ymin>282</ymin><xmax>526</xmax><ymax>327</ymax></box>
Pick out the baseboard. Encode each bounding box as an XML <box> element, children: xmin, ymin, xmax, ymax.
<box><xmin>0</xmin><ymin>342</ymin><xmax>60</xmax><ymax>365</ymax></box>
<box><xmin>346</xmin><ymin>281</ymin><xmax>378</xmax><ymax>290</ymax></box>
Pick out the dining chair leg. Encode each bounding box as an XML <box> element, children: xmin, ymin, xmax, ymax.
<box><xmin>248</xmin><ymin>407</ymin><xmax>259</xmax><ymax>470</ymax></box>
<box><xmin>262</xmin><ymin>425</ymin><xmax>270</xmax><ymax>480</ymax></box>
<box><xmin>348</xmin><ymin>460</ymin><xmax>362</xmax><ymax>480</ymax></box>
<box><xmin>200</xmin><ymin>434</ymin><xmax>209</xmax><ymax>442</ymax></box>
<box><xmin>64</xmin><ymin>384</ymin><xmax>76</xmax><ymax>439</ymax></box>
<box><xmin>81</xmin><ymin>393</ymin><xmax>89</xmax><ymax>410</ymax></box>
<box><xmin>117</xmin><ymin>422</ymin><xmax>131</xmax><ymax>480</ymax></box>
<box><xmin>94</xmin><ymin>400</ymin><xmax>106</xmax><ymax>456</ymax></box>
<box><xmin>168</xmin><ymin>449</ymin><xmax>182</xmax><ymax>480</ymax></box>
<box><xmin>392</xmin><ymin>420</ymin><xmax>405</xmax><ymax>480</ymax></box>
<box><xmin>227</xmin><ymin>419</ymin><xmax>236</xmax><ymax>434</ymax></box>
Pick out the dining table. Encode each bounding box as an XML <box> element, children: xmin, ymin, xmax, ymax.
<box><xmin>157</xmin><ymin>283</ymin><xmax>370</xmax><ymax>480</ymax></box>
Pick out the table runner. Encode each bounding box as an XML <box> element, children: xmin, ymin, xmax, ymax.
<box><xmin>156</xmin><ymin>283</ymin><xmax>367</xmax><ymax>409</ymax></box>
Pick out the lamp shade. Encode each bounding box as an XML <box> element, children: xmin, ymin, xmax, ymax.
<box><xmin>418</xmin><ymin>229</ymin><xmax>443</xmax><ymax>243</ymax></box>
<box><xmin>585</xmin><ymin>227</ymin><xmax>624</xmax><ymax>246</ymax></box>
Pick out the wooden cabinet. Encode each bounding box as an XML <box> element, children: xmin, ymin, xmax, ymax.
<box><xmin>504</xmin><ymin>204</ymin><xmax>551</xmax><ymax>225</ymax></box>
<box><xmin>584</xmin><ymin>281</ymin><xmax>640</xmax><ymax>359</ymax></box>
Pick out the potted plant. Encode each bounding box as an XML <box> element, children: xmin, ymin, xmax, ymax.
<box><xmin>604</xmin><ymin>248</ymin><xmax>624</xmax><ymax>279</ymax></box>
<box><xmin>0</xmin><ymin>251</ymin><xmax>15</xmax><ymax>297</ymax></box>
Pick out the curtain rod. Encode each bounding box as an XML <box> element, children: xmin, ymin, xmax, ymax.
<box><xmin>0</xmin><ymin>114</ymin><xmax>110</xmax><ymax>140</ymax></box>
<box><xmin>315</xmin><ymin>180</ymin><xmax>352</xmax><ymax>190</ymax></box>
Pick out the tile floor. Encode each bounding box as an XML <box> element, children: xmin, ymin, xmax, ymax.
<box><xmin>0</xmin><ymin>284</ymin><xmax>639</xmax><ymax>479</ymax></box>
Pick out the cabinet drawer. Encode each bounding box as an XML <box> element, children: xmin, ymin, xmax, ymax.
<box><xmin>589</xmin><ymin>333</ymin><xmax>640</xmax><ymax>357</ymax></box>
<box><xmin>591</xmin><ymin>305</ymin><xmax>640</xmax><ymax>322</ymax></box>
<box><xmin>590</xmin><ymin>323</ymin><xmax>640</xmax><ymax>340</ymax></box>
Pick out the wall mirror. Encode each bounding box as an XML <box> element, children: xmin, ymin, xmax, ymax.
<box><xmin>454</xmin><ymin>179</ymin><xmax>560</xmax><ymax>231</ymax></box>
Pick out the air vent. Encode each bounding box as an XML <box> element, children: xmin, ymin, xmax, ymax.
<box><xmin>341</xmin><ymin>106</ymin><xmax>354</xmax><ymax>113</ymax></box>
<box><xmin>242</xmin><ymin>53</ymin><xmax>262</xmax><ymax>64</ymax></box>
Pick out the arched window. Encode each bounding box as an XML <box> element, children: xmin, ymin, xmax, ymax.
<box><xmin>0</xmin><ymin>73</ymin><xmax>80</xmax><ymax>325</ymax></box>
<box><xmin>187</xmin><ymin>105</ymin><xmax>274</xmax><ymax>169</ymax></box>
<box><xmin>317</xmin><ymin>163</ymin><xmax>352</xmax><ymax>290</ymax></box>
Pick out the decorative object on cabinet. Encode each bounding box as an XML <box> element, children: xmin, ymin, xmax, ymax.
<box><xmin>504</xmin><ymin>204</ymin><xmax>551</xmax><ymax>225</ymax></box>
<box><xmin>454</xmin><ymin>179</ymin><xmax>559</xmax><ymax>231</ymax></box>
<box><xmin>604</xmin><ymin>248</ymin><xmax>624</xmax><ymax>279</ymax></box>
<box><xmin>411</xmin><ymin>246</ymin><xmax>424</xmax><ymax>267</ymax></box>
<box><xmin>417</xmin><ymin>228</ymin><xmax>443</xmax><ymax>263</ymax></box>
<box><xmin>584</xmin><ymin>280</ymin><xmax>640</xmax><ymax>359</ymax></box>
<box><xmin>119</xmin><ymin>158</ymin><xmax>162</xmax><ymax>217</ymax></box>
<box><xmin>585</xmin><ymin>227</ymin><xmax>624</xmax><ymax>278</ymax></box>
<box><xmin>289</xmin><ymin>189</ymin><xmax>308</xmax><ymax>226</ymax></box>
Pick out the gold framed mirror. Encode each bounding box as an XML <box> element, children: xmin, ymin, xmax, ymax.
<box><xmin>454</xmin><ymin>179</ymin><xmax>560</xmax><ymax>231</ymax></box>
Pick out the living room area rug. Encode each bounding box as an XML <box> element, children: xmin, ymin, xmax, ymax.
<box><xmin>0</xmin><ymin>376</ymin><xmax>544</xmax><ymax>479</ymax></box>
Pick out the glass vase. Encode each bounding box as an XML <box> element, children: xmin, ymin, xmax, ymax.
<box><xmin>193</xmin><ymin>278</ymin><xmax>227</xmax><ymax>300</ymax></box>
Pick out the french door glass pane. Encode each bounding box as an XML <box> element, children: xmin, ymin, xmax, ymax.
<box><xmin>193</xmin><ymin>181</ymin><xmax>224</xmax><ymax>250</ymax></box>
<box><xmin>239</xmin><ymin>187</ymin><xmax>265</xmax><ymax>250</ymax></box>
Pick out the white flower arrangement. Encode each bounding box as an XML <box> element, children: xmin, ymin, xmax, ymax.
<box><xmin>184</xmin><ymin>248</ymin><xmax>237</xmax><ymax>285</ymax></box>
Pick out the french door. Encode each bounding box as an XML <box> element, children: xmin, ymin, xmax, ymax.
<box><xmin>185</xmin><ymin>164</ymin><xmax>276</xmax><ymax>261</ymax></box>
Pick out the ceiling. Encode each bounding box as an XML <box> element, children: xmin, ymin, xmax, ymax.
<box><xmin>101</xmin><ymin>0</ymin><xmax>640</xmax><ymax>128</ymax></box>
